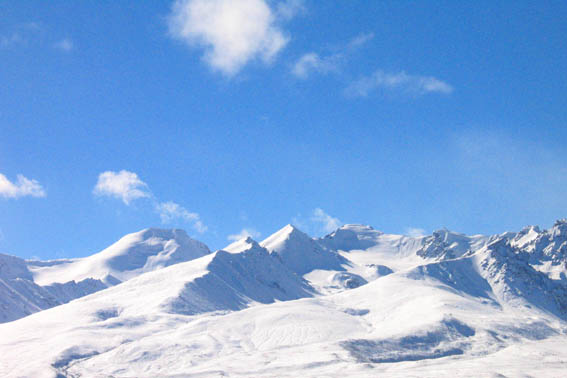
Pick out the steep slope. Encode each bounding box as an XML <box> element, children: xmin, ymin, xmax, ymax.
<box><xmin>260</xmin><ymin>224</ymin><xmax>347</xmax><ymax>275</ymax></box>
<box><xmin>416</xmin><ymin>228</ymin><xmax>490</xmax><ymax>260</ymax></box>
<box><xmin>167</xmin><ymin>238</ymin><xmax>314</xmax><ymax>315</ymax></box>
<box><xmin>0</xmin><ymin>228</ymin><xmax>211</xmax><ymax>323</ymax></box>
<box><xmin>0</xmin><ymin>253</ymin><xmax>108</xmax><ymax>323</ymax></box>
<box><xmin>0</xmin><ymin>253</ymin><xmax>57</xmax><ymax>323</ymax></box>
<box><xmin>511</xmin><ymin>219</ymin><xmax>567</xmax><ymax>280</ymax></box>
<box><xmin>479</xmin><ymin>238</ymin><xmax>567</xmax><ymax>318</ymax></box>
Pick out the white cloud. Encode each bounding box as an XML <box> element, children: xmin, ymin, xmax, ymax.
<box><xmin>155</xmin><ymin>201</ymin><xmax>207</xmax><ymax>233</ymax></box>
<box><xmin>311</xmin><ymin>208</ymin><xmax>341</xmax><ymax>233</ymax></box>
<box><xmin>345</xmin><ymin>70</ymin><xmax>453</xmax><ymax>97</ymax></box>
<box><xmin>168</xmin><ymin>0</ymin><xmax>290</xmax><ymax>76</ymax></box>
<box><xmin>93</xmin><ymin>171</ymin><xmax>207</xmax><ymax>233</ymax></box>
<box><xmin>347</xmin><ymin>32</ymin><xmax>374</xmax><ymax>48</ymax></box>
<box><xmin>406</xmin><ymin>227</ymin><xmax>426</xmax><ymax>237</ymax></box>
<box><xmin>227</xmin><ymin>228</ymin><xmax>261</xmax><ymax>241</ymax></box>
<box><xmin>156</xmin><ymin>202</ymin><xmax>206</xmax><ymax>233</ymax></box>
<box><xmin>93</xmin><ymin>170</ymin><xmax>150</xmax><ymax>205</ymax></box>
<box><xmin>54</xmin><ymin>38</ymin><xmax>73</xmax><ymax>52</ymax></box>
<box><xmin>193</xmin><ymin>220</ymin><xmax>207</xmax><ymax>234</ymax></box>
<box><xmin>155</xmin><ymin>201</ymin><xmax>198</xmax><ymax>222</ymax></box>
<box><xmin>0</xmin><ymin>173</ymin><xmax>46</xmax><ymax>199</ymax></box>
<box><xmin>292</xmin><ymin>33</ymin><xmax>374</xmax><ymax>79</ymax></box>
<box><xmin>276</xmin><ymin>0</ymin><xmax>306</xmax><ymax>20</ymax></box>
<box><xmin>292</xmin><ymin>52</ymin><xmax>339</xmax><ymax>79</ymax></box>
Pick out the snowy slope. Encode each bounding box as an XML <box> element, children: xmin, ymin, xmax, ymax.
<box><xmin>0</xmin><ymin>228</ymin><xmax>210</xmax><ymax>323</ymax></box>
<box><xmin>0</xmin><ymin>253</ymin><xmax>108</xmax><ymax>323</ymax></box>
<box><xmin>166</xmin><ymin>239</ymin><xmax>314</xmax><ymax>315</ymax></box>
<box><xmin>511</xmin><ymin>219</ymin><xmax>567</xmax><ymax>280</ymax></box>
<box><xmin>317</xmin><ymin>224</ymin><xmax>426</xmax><ymax>287</ymax></box>
<box><xmin>260</xmin><ymin>224</ymin><xmax>347</xmax><ymax>275</ymax></box>
<box><xmin>28</xmin><ymin>228</ymin><xmax>210</xmax><ymax>285</ymax></box>
<box><xmin>0</xmin><ymin>237</ymin><xmax>318</xmax><ymax>377</ymax></box>
<box><xmin>1</xmin><ymin>221</ymin><xmax>567</xmax><ymax>377</ymax></box>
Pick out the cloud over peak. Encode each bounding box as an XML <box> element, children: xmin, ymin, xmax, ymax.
<box><xmin>93</xmin><ymin>170</ymin><xmax>150</xmax><ymax>205</ymax></box>
<box><xmin>0</xmin><ymin>173</ymin><xmax>46</xmax><ymax>199</ymax></box>
<box><xmin>156</xmin><ymin>201</ymin><xmax>207</xmax><ymax>234</ymax></box>
<box><xmin>406</xmin><ymin>227</ymin><xmax>426</xmax><ymax>238</ymax></box>
<box><xmin>311</xmin><ymin>208</ymin><xmax>341</xmax><ymax>233</ymax></box>
<box><xmin>168</xmin><ymin>0</ymin><xmax>293</xmax><ymax>76</ymax></box>
<box><xmin>227</xmin><ymin>228</ymin><xmax>261</xmax><ymax>241</ymax></box>
<box><xmin>93</xmin><ymin>170</ymin><xmax>207</xmax><ymax>234</ymax></box>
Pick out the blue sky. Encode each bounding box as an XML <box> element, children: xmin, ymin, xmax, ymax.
<box><xmin>1</xmin><ymin>0</ymin><xmax>566</xmax><ymax>259</ymax></box>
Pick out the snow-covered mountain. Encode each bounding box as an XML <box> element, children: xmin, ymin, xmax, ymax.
<box><xmin>1</xmin><ymin>220</ymin><xmax>567</xmax><ymax>377</ymax></box>
<box><xmin>260</xmin><ymin>224</ymin><xmax>347</xmax><ymax>275</ymax></box>
<box><xmin>0</xmin><ymin>228</ymin><xmax>210</xmax><ymax>323</ymax></box>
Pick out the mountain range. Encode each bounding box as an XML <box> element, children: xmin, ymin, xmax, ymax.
<box><xmin>1</xmin><ymin>220</ymin><xmax>567</xmax><ymax>377</ymax></box>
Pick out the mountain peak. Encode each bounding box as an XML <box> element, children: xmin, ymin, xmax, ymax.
<box><xmin>340</xmin><ymin>224</ymin><xmax>375</xmax><ymax>231</ymax></box>
<box><xmin>520</xmin><ymin>225</ymin><xmax>541</xmax><ymax>233</ymax></box>
<box><xmin>260</xmin><ymin>224</ymin><xmax>310</xmax><ymax>252</ymax></box>
<box><xmin>279</xmin><ymin>223</ymin><xmax>304</xmax><ymax>235</ymax></box>
<box><xmin>30</xmin><ymin>227</ymin><xmax>211</xmax><ymax>286</ymax></box>
<box><xmin>136</xmin><ymin>227</ymin><xmax>190</xmax><ymax>242</ymax></box>
<box><xmin>0</xmin><ymin>253</ymin><xmax>33</xmax><ymax>281</ymax></box>
<box><xmin>223</xmin><ymin>236</ymin><xmax>262</xmax><ymax>254</ymax></box>
<box><xmin>260</xmin><ymin>224</ymin><xmax>346</xmax><ymax>275</ymax></box>
<box><xmin>551</xmin><ymin>218</ymin><xmax>567</xmax><ymax>236</ymax></box>
<box><xmin>319</xmin><ymin>224</ymin><xmax>383</xmax><ymax>251</ymax></box>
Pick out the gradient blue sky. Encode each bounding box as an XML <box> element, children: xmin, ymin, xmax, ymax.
<box><xmin>1</xmin><ymin>0</ymin><xmax>566</xmax><ymax>259</ymax></box>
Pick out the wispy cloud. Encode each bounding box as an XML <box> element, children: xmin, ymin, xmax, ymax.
<box><xmin>0</xmin><ymin>33</ymin><xmax>26</xmax><ymax>48</ymax></box>
<box><xmin>406</xmin><ymin>227</ymin><xmax>426</xmax><ymax>237</ymax></box>
<box><xmin>347</xmin><ymin>32</ymin><xmax>374</xmax><ymax>48</ymax></box>
<box><xmin>227</xmin><ymin>228</ymin><xmax>261</xmax><ymax>241</ymax></box>
<box><xmin>155</xmin><ymin>201</ymin><xmax>207</xmax><ymax>233</ymax></box>
<box><xmin>93</xmin><ymin>170</ymin><xmax>207</xmax><ymax>233</ymax></box>
<box><xmin>0</xmin><ymin>22</ymin><xmax>43</xmax><ymax>49</ymax></box>
<box><xmin>292</xmin><ymin>52</ymin><xmax>340</xmax><ymax>79</ymax></box>
<box><xmin>93</xmin><ymin>170</ymin><xmax>150</xmax><ymax>205</ymax></box>
<box><xmin>54</xmin><ymin>38</ymin><xmax>73</xmax><ymax>52</ymax></box>
<box><xmin>292</xmin><ymin>33</ymin><xmax>374</xmax><ymax>79</ymax></box>
<box><xmin>1</xmin><ymin>23</ymin><xmax>73</xmax><ymax>53</ymax></box>
<box><xmin>345</xmin><ymin>70</ymin><xmax>453</xmax><ymax>97</ymax></box>
<box><xmin>168</xmin><ymin>0</ymin><xmax>294</xmax><ymax>76</ymax></box>
<box><xmin>276</xmin><ymin>0</ymin><xmax>306</xmax><ymax>20</ymax></box>
<box><xmin>0</xmin><ymin>173</ymin><xmax>46</xmax><ymax>199</ymax></box>
<box><xmin>311</xmin><ymin>208</ymin><xmax>341</xmax><ymax>233</ymax></box>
